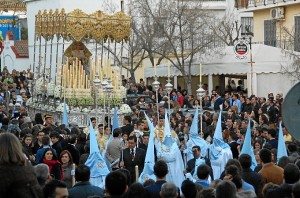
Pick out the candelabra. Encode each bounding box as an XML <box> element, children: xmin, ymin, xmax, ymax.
<box><xmin>152</xmin><ymin>76</ymin><xmax>160</xmax><ymax>126</ymax></box>
<box><xmin>105</xmin><ymin>79</ymin><xmax>114</xmax><ymax>135</ymax></box>
<box><xmin>101</xmin><ymin>75</ymin><xmax>108</xmax><ymax>134</ymax></box>
<box><xmin>165</xmin><ymin>79</ymin><xmax>173</xmax><ymax>120</ymax></box>
<box><xmin>27</xmin><ymin>79</ymin><xmax>32</xmax><ymax>96</ymax></box>
<box><xmin>93</xmin><ymin>74</ymin><xmax>101</xmax><ymax>124</ymax></box>
<box><xmin>196</xmin><ymin>84</ymin><xmax>206</xmax><ymax>134</ymax></box>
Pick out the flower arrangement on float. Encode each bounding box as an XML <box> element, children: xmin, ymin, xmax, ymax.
<box><xmin>26</xmin><ymin>97</ymin><xmax>33</xmax><ymax>107</ymax></box>
<box><xmin>54</xmin><ymin>85</ymin><xmax>64</xmax><ymax>98</ymax></box>
<box><xmin>28</xmin><ymin>58</ymin><xmax>129</xmax><ymax>120</ymax></box>
<box><xmin>119</xmin><ymin>104</ymin><xmax>132</xmax><ymax>115</ymax></box>
<box><xmin>56</xmin><ymin>103</ymin><xmax>69</xmax><ymax>112</ymax></box>
<box><xmin>47</xmin><ymin>81</ymin><xmax>56</xmax><ymax>97</ymax></box>
<box><xmin>35</xmin><ymin>77</ymin><xmax>47</xmax><ymax>95</ymax></box>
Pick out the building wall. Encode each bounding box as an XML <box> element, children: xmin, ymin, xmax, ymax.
<box><xmin>1</xmin><ymin>38</ymin><xmax>30</xmax><ymax>72</ymax></box>
<box><xmin>253</xmin><ymin>4</ymin><xmax>300</xmax><ymax>43</ymax></box>
<box><xmin>257</xmin><ymin>73</ymin><xmax>297</xmax><ymax>98</ymax></box>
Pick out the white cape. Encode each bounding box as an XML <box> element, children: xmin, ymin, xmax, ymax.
<box><xmin>210</xmin><ymin>148</ymin><xmax>232</xmax><ymax>179</ymax></box>
<box><xmin>156</xmin><ymin>141</ymin><xmax>185</xmax><ymax>188</ymax></box>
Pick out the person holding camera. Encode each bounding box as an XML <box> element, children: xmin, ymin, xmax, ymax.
<box><xmin>183</xmin><ymin>145</ymin><xmax>213</xmax><ymax>180</ymax></box>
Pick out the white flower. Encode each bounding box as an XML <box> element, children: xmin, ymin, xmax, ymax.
<box><xmin>41</xmin><ymin>105</ymin><xmax>47</xmax><ymax>111</ymax></box>
<box><xmin>48</xmin><ymin>106</ymin><xmax>55</xmax><ymax>112</ymax></box>
<box><xmin>82</xmin><ymin>108</ymin><xmax>89</xmax><ymax>113</ymax></box>
<box><xmin>119</xmin><ymin>86</ymin><xmax>126</xmax><ymax>98</ymax></box>
<box><xmin>47</xmin><ymin>81</ymin><xmax>56</xmax><ymax>96</ymax></box>
<box><xmin>26</xmin><ymin>98</ymin><xmax>33</xmax><ymax>107</ymax></box>
<box><xmin>35</xmin><ymin>77</ymin><xmax>48</xmax><ymax>95</ymax></box>
<box><xmin>56</xmin><ymin>103</ymin><xmax>69</xmax><ymax>112</ymax></box>
<box><xmin>71</xmin><ymin>107</ymin><xmax>81</xmax><ymax>113</ymax></box>
<box><xmin>120</xmin><ymin>104</ymin><xmax>132</xmax><ymax>114</ymax></box>
<box><xmin>54</xmin><ymin>85</ymin><xmax>64</xmax><ymax>98</ymax></box>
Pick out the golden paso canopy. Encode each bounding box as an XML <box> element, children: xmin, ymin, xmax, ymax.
<box><xmin>0</xmin><ymin>0</ymin><xmax>26</xmax><ymax>12</ymax></box>
<box><xmin>35</xmin><ymin>9</ymin><xmax>131</xmax><ymax>43</ymax></box>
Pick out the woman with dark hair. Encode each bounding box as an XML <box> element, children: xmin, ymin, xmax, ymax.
<box><xmin>223</xmin><ymin>99</ymin><xmax>231</xmax><ymax>112</ymax></box>
<box><xmin>137</xmin><ymin>96</ymin><xmax>146</xmax><ymax>105</ymax></box>
<box><xmin>42</xmin><ymin>148</ymin><xmax>64</xmax><ymax>180</ymax></box>
<box><xmin>259</xmin><ymin>114</ymin><xmax>269</xmax><ymax>127</ymax></box>
<box><xmin>271</xmin><ymin>148</ymin><xmax>277</xmax><ymax>164</ymax></box>
<box><xmin>22</xmin><ymin>133</ymin><xmax>35</xmax><ymax>164</ymax></box>
<box><xmin>202</xmin><ymin>95</ymin><xmax>211</xmax><ymax>109</ymax></box>
<box><xmin>193</xmin><ymin>99</ymin><xmax>201</xmax><ymax>108</ymax></box>
<box><xmin>0</xmin><ymin>133</ymin><xmax>43</xmax><ymax>197</ymax></box>
<box><xmin>253</xmin><ymin>140</ymin><xmax>262</xmax><ymax>150</ymax></box>
<box><xmin>60</xmin><ymin>150</ymin><xmax>74</xmax><ymax>188</ymax></box>
<box><xmin>34</xmin><ymin>113</ymin><xmax>44</xmax><ymax>125</ymax></box>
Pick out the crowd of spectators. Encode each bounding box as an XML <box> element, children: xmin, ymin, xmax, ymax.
<box><xmin>0</xmin><ymin>70</ymin><xmax>300</xmax><ymax>198</ymax></box>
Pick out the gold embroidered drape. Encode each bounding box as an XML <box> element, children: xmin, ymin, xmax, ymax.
<box><xmin>35</xmin><ymin>9</ymin><xmax>131</xmax><ymax>42</ymax></box>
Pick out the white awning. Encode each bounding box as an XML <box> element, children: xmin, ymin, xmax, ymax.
<box><xmin>145</xmin><ymin>44</ymin><xmax>293</xmax><ymax>78</ymax></box>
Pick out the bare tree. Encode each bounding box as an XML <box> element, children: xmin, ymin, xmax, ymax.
<box><xmin>100</xmin><ymin>28</ymin><xmax>148</xmax><ymax>84</ymax></box>
<box><xmin>130</xmin><ymin>2</ymin><xmax>168</xmax><ymax>75</ymax></box>
<box><xmin>132</xmin><ymin>0</ymin><xmax>218</xmax><ymax>93</ymax></box>
<box><xmin>208</xmin><ymin>14</ymin><xmax>242</xmax><ymax>46</ymax></box>
<box><xmin>280</xmin><ymin>26</ymin><xmax>300</xmax><ymax>80</ymax></box>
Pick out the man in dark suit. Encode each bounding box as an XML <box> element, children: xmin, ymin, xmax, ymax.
<box><xmin>121</xmin><ymin>116</ymin><xmax>134</xmax><ymax>136</ymax></box>
<box><xmin>50</xmin><ymin>131</ymin><xmax>62</xmax><ymax>157</ymax></box>
<box><xmin>239</xmin><ymin>154</ymin><xmax>264</xmax><ymax>197</ymax></box>
<box><xmin>266</xmin><ymin>99</ymin><xmax>276</xmax><ymax>124</ymax></box>
<box><xmin>146</xmin><ymin>160</ymin><xmax>180</xmax><ymax>198</ymax></box>
<box><xmin>184</xmin><ymin>145</ymin><xmax>213</xmax><ymax>180</ymax></box>
<box><xmin>228</xmin><ymin>131</ymin><xmax>239</xmax><ymax>159</ymax></box>
<box><xmin>64</xmin><ymin>134</ymin><xmax>80</xmax><ymax>165</ymax></box>
<box><xmin>119</xmin><ymin>135</ymin><xmax>146</xmax><ymax>184</ymax></box>
<box><xmin>267</xmin><ymin>128</ymin><xmax>278</xmax><ymax>149</ymax></box>
<box><xmin>139</xmin><ymin>133</ymin><xmax>149</xmax><ymax>151</ymax></box>
<box><xmin>137</xmin><ymin>80</ymin><xmax>146</xmax><ymax>94</ymax></box>
<box><xmin>68</xmin><ymin>165</ymin><xmax>104</xmax><ymax>198</ymax></box>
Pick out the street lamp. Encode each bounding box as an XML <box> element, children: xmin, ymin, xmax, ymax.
<box><xmin>197</xmin><ymin>85</ymin><xmax>205</xmax><ymax>134</ymax></box>
<box><xmin>248</xmin><ymin>36</ymin><xmax>254</xmax><ymax>96</ymax></box>
<box><xmin>101</xmin><ymin>75</ymin><xmax>108</xmax><ymax>134</ymax></box>
<box><xmin>165</xmin><ymin>79</ymin><xmax>173</xmax><ymax>119</ymax></box>
<box><xmin>105</xmin><ymin>79</ymin><xmax>114</xmax><ymax>135</ymax></box>
<box><xmin>242</xmin><ymin>34</ymin><xmax>254</xmax><ymax>96</ymax></box>
<box><xmin>152</xmin><ymin>76</ymin><xmax>160</xmax><ymax>125</ymax></box>
<box><xmin>93</xmin><ymin>74</ymin><xmax>101</xmax><ymax>124</ymax></box>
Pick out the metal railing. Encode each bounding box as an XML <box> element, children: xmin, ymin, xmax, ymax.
<box><xmin>27</xmin><ymin>107</ymin><xmax>124</xmax><ymax>128</ymax></box>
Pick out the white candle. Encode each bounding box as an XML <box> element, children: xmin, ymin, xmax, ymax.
<box><xmin>135</xmin><ymin>165</ymin><xmax>139</xmax><ymax>182</ymax></box>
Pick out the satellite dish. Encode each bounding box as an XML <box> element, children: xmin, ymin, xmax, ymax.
<box><xmin>282</xmin><ymin>82</ymin><xmax>300</xmax><ymax>141</ymax></box>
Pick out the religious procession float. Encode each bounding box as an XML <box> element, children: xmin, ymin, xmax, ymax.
<box><xmin>27</xmin><ymin>8</ymin><xmax>133</xmax><ymax>127</ymax></box>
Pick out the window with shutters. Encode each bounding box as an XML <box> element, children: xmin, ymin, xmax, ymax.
<box><xmin>264</xmin><ymin>20</ymin><xmax>276</xmax><ymax>47</ymax></box>
<box><xmin>295</xmin><ymin>16</ymin><xmax>300</xmax><ymax>52</ymax></box>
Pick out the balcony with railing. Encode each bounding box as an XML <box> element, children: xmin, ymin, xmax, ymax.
<box><xmin>235</xmin><ymin>0</ymin><xmax>300</xmax><ymax>10</ymax></box>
